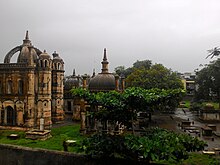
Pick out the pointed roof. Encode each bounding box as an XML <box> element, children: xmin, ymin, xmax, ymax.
<box><xmin>73</xmin><ymin>69</ymin><xmax>76</xmax><ymax>76</ymax></box>
<box><xmin>23</xmin><ymin>30</ymin><xmax>31</xmax><ymax>46</ymax></box>
<box><xmin>101</xmin><ymin>48</ymin><xmax>109</xmax><ymax>73</ymax></box>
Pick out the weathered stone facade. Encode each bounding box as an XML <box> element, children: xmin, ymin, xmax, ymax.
<box><xmin>0</xmin><ymin>31</ymin><xmax>64</xmax><ymax>129</ymax></box>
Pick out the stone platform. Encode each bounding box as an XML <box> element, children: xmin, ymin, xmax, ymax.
<box><xmin>25</xmin><ymin>130</ymin><xmax>51</xmax><ymax>140</ymax></box>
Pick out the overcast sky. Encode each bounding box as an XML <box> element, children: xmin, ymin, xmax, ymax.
<box><xmin>0</xmin><ymin>0</ymin><xmax>219</xmax><ymax>76</ymax></box>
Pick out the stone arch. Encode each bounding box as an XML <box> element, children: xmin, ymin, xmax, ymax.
<box><xmin>57</xmin><ymin>63</ymin><xmax>60</xmax><ymax>70</ymax></box>
<box><xmin>4</xmin><ymin>46</ymin><xmax>21</xmax><ymax>63</ymax></box>
<box><xmin>6</xmin><ymin>106</ymin><xmax>17</xmax><ymax>126</ymax></box>
<box><xmin>44</xmin><ymin>60</ymin><xmax>48</xmax><ymax>68</ymax></box>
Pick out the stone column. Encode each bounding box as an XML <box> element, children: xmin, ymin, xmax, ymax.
<box><xmin>82</xmin><ymin>75</ymin><xmax>87</xmax><ymax>89</ymax></box>
<box><xmin>40</xmin><ymin>117</ymin><xmax>44</xmax><ymax>131</ymax></box>
<box><xmin>115</xmin><ymin>74</ymin><xmax>119</xmax><ymax>91</ymax></box>
<box><xmin>121</xmin><ymin>75</ymin><xmax>125</xmax><ymax>91</ymax></box>
<box><xmin>80</xmin><ymin>99</ymin><xmax>86</xmax><ymax>134</ymax></box>
<box><xmin>4</xmin><ymin>109</ymin><xmax>7</xmax><ymax>125</ymax></box>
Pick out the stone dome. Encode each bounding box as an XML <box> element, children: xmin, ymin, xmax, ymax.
<box><xmin>39</xmin><ymin>50</ymin><xmax>51</xmax><ymax>60</ymax></box>
<box><xmin>52</xmin><ymin>51</ymin><xmax>63</xmax><ymax>63</ymax></box>
<box><xmin>65</xmin><ymin>70</ymin><xmax>81</xmax><ymax>90</ymax></box>
<box><xmin>88</xmin><ymin>48</ymin><xmax>116</xmax><ymax>92</ymax></box>
<box><xmin>17</xmin><ymin>45</ymin><xmax>38</xmax><ymax>63</ymax></box>
<box><xmin>88</xmin><ymin>73</ymin><xmax>115</xmax><ymax>91</ymax></box>
<box><xmin>4</xmin><ymin>31</ymin><xmax>41</xmax><ymax>64</ymax></box>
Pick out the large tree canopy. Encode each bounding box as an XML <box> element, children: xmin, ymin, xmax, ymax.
<box><xmin>114</xmin><ymin>60</ymin><xmax>152</xmax><ymax>78</ymax></box>
<box><xmin>195</xmin><ymin>58</ymin><xmax>220</xmax><ymax>106</ymax></box>
<box><xmin>71</xmin><ymin>87</ymin><xmax>185</xmax><ymax>126</ymax></box>
<box><xmin>126</xmin><ymin>63</ymin><xmax>182</xmax><ymax>89</ymax></box>
<box><xmin>115</xmin><ymin>60</ymin><xmax>182</xmax><ymax>90</ymax></box>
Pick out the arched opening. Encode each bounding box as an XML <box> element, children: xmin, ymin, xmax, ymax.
<box><xmin>45</xmin><ymin>60</ymin><xmax>48</xmax><ymax>68</ymax></box>
<box><xmin>6</xmin><ymin>106</ymin><xmax>17</xmax><ymax>126</ymax></box>
<box><xmin>39</xmin><ymin>60</ymin><xmax>42</xmax><ymax>67</ymax></box>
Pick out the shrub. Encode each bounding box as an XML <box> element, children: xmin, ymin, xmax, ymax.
<box><xmin>81</xmin><ymin>128</ymin><xmax>206</xmax><ymax>163</ymax></box>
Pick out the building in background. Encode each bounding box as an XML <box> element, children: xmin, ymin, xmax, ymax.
<box><xmin>180</xmin><ymin>72</ymin><xmax>196</xmax><ymax>100</ymax></box>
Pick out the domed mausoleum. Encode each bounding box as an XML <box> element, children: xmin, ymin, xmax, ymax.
<box><xmin>0</xmin><ymin>31</ymin><xmax>65</xmax><ymax>129</ymax></box>
<box><xmin>88</xmin><ymin>48</ymin><xmax>121</xmax><ymax>92</ymax></box>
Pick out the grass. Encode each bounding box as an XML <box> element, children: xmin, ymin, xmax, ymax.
<box><xmin>0</xmin><ymin>125</ymin><xmax>219</xmax><ymax>164</ymax></box>
<box><xmin>0</xmin><ymin>124</ymin><xmax>84</xmax><ymax>152</ymax></box>
<box><xmin>181</xmin><ymin>101</ymin><xmax>219</xmax><ymax>110</ymax></box>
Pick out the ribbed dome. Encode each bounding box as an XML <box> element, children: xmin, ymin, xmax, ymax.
<box><xmin>88</xmin><ymin>73</ymin><xmax>115</xmax><ymax>91</ymax></box>
<box><xmin>52</xmin><ymin>51</ymin><xmax>63</xmax><ymax>62</ymax></box>
<box><xmin>39</xmin><ymin>50</ymin><xmax>51</xmax><ymax>59</ymax></box>
<box><xmin>17</xmin><ymin>45</ymin><xmax>38</xmax><ymax>63</ymax></box>
<box><xmin>88</xmin><ymin>48</ymin><xmax>116</xmax><ymax>92</ymax></box>
<box><xmin>4</xmin><ymin>31</ymin><xmax>40</xmax><ymax>64</ymax></box>
<box><xmin>65</xmin><ymin>77</ymin><xmax>80</xmax><ymax>90</ymax></box>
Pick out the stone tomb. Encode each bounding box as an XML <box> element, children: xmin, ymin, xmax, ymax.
<box><xmin>25</xmin><ymin>130</ymin><xmax>51</xmax><ymax>140</ymax></box>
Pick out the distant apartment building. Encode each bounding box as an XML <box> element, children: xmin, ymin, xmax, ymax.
<box><xmin>180</xmin><ymin>72</ymin><xmax>196</xmax><ymax>97</ymax></box>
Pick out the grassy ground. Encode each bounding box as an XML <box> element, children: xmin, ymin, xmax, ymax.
<box><xmin>0</xmin><ymin>124</ymin><xmax>219</xmax><ymax>164</ymax></box>
<box><xmin>181</xmin><ymin>101</ymin><xmax>219</xmax><ymax>109</ymax></box>
<box><xmin>0</xmin><ymin>124</ymin><xmax>84</xmax><ymax>152</ymax></box>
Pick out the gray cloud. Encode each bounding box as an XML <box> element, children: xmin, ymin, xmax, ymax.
<box><xmin>0</xmin><ymin>0</ymin><xmax>220</xmax><ymax>75</ymax></box>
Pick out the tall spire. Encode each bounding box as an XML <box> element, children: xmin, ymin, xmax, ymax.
<box><xmin>25</xmin><ymin>30</ymin><xmax>29</xmax><ymax>40</ymax></box>
<box><xmin>101</xmin><ymin>48</ymin><xmax>109</xmax><ymax>73</ymax></box>
<box><xmin>73</xmin><ymin>69</ymin><xmax>76</xmax><ymax>76</ymax></box>
<box><xmin>92</xmin><ymin>68</ymin><xmax>96</xmax><ymax>77</ymax></box>
<box><xmin>23</xmin><ymin>30</ymin><xmax>31</xmax><ymax>46</ymax></box>
<box><xmin>103</xmin><ymin>48</ymin><xmax>107</xmax><ymax>61</ymax></box>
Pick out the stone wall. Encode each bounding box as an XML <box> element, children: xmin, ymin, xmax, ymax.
<box><xmin>0</xmin><ymin>144</ymin><xmax>132</xmax><ymax>165</ymax></box>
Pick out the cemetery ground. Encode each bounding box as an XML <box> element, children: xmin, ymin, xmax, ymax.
<box><xmin>0</xmin><ymin>112</ymin><xmax>219</xmax><ymax>164</ymax></box>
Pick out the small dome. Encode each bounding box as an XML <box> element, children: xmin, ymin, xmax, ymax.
<box><xmin>65</xmin><ymin>77</ymin><xmax>80</xmax><ymax>90</ymax></box>
<box><xmin>65</xmin><ymin>70</ymin><xmax>81</xmax><ymax>90</ymax></box>
<box><xmin>88</xmin><ymin>73</ymin><xmax>115</xmax><ymax>92</ymax></box>
<box><xmin>52</xmin><ymin>51</ymin><xmax>63</xmax><ymax>62</ymax></box>
<box><xmin>39</xmin><ymin>50</ymin><xmax>51</xmax><ymax>59</ymax></box>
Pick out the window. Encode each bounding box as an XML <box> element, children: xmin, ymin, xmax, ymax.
<box><xmin>7</xmin><ymin>80</ymin><xmax>12</xmax><ymax>94</ymax></box>
<box><xmin>67</xmin><ymin>101</ymin><xmax>71</xmax><ymax>111</ymax></box>
<box><xmin>18</xmin><ymin>80</ymin><xmax>23</xmax><ymax>95</ymax></box>
<box><xmin>40</xmin><ymin>60</ymin><xmax>43</xmax><ymax>67</ymax></box>
<box><xmin>45</xmin><ymin>60</ymin><xmax>48</xmax><ymax>68</ymax></box>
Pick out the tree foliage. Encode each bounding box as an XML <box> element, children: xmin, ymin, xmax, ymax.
<box><xmin>114</xmin><ymin>60</ymin><xmax>183</xmax><ymax>90</ymax></box>
<box><xmin>195</xmin><ymin>58</ymin><xmax>220</xmax><ymax>105</ymax></box>
<box><xmin>126</xmin><ymin>63</ymin><xmax>183</xmax><ymax>89</ymax></box>
<box><xmin>81</xmin><ymin>128</ymin><xmax>206</xmax><ymax>163</ymax></box>
<box><xmin>71</xmin><ymin>87</ymin><xmax>185</xmax><ymax>126</ymax></box>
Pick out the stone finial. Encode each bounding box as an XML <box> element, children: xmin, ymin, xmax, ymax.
<box><xmin>73</xmin><ymin>69</ymin><xmax>76</xmax><ymax>76</ymax></box>
<box><xmin>103</xmin><ymin>48</ymin><xmax>107</xmax><ymax>61</ymax></box>
<box><xmin>92</xmin><ymin>68</ymin><xmax>96</xmax><ymax>77</ymax></box>
<box><xmin>23</xmin><ymin>30</ymin><xmax>31</xmax><ymax>46</ymax></box>
<box><xmin>101</xmin><ymin>48</ymin><xmax>109</xmax><ymax>73</ymax></box>
<box><xmin>25</xmin><ymin>30</ymin><xmax>29</xmax><ymax>40</ymax></box>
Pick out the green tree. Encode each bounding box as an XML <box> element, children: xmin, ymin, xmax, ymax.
<box><xmin>114</xmin><ymin>60</ymin><xmax>152</xmax><ymax>78</ymax></box>
<box><xmin>195</xmin><ymin>58</ymin><xmax>220</xmax><ymax>108</ymax></box>
<box><xmin>126</xmin><ymin>63</ymin><xmax>183</xmax><ymax>89</ymax></box>
<box><xmin>71</xmin><ymin>87</ymin><xmax>184</xmax><ymax>128</ymax></box>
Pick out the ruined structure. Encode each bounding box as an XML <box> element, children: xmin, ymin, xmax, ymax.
<box><xmin>0</xmin><ymin>31</ymin><xmax>64</xmax><ymax>129</ymax></box>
